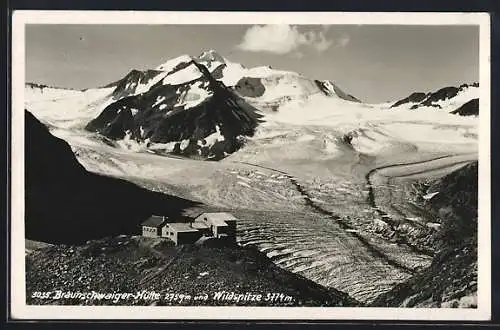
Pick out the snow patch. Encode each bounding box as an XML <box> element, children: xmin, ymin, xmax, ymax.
<box><xmin>134</xmin><ymin>71</ymin><xmax>170</xmax><ymax>95</ymax></box>
<box><xmin>155</xmin><ymin>54</ymin><xmax>193</xmax><ymax>72</ymax></box>
<box><xmin>175</xmin><ymin>81</ymin><xmax>212</xmax><ymax>109</ymax></box>
<box><xmin>116</xmin><ymin>131</ymin><xmax>146</xmax><ymax>152</ymax></box>
<box><xmin>423</xmin><ymin>191</ymin><xmax>439</xmax><ymax>200</ymax></box>
<box><xmin>220</xmin><ymin>60</ymin><xmax>296</xmax><ymax>87</ymax></box>
<box><xmin>162</xmin><ymin>63</ymin><xmax>203</xmax><ymax>86</ymax></box>
<box><xmin>153</xmin><ymin>96</ymin><xmax>166</xmax><ymax>107</ymax></box>
<box><xmin>179</xmin><ymin>139</ymin><xmax>190</xmax><ymax>150</ymax></box>
<box><xmin>201</xmin><ymin>125</ymin><xmax>225</xmax><ymax>148</ymax></box>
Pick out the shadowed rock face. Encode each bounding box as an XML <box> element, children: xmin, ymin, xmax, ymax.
<box><xmin>86</xmin><ymin>61</ymin><xmax>262</xmax><ymax>160</ymax></box>
<box><xmin>234</xmin><ymin>77</ymin><xmax>266</xmax><ymax>97</ymax></box>
<box><xmin>104</xmin><ymin>69</ymin><xmax>163</xmax><ymax>99</ymax></box>
<box><xmin>25</xmin><ymin>110</ymin><xmax>200</xmax><ymax>244</ymax></box>
<box><xmin>370</xmin><ymin>237</ymin><xmax>477</xmax><ymax>308</ymax></box>
<box><xmin>314</xmin><ymin>80</ymin><xmax>361</xmax><ymax>103</ymax></box>
<box><xmin>426</xmin><ymin>162</ymin><xmax>478</xmax><ymax>226</ymax></box>
<box><xmin>451</xmin><ymin>98</ymin><xmax>479</xmax><ymax>116</ymax></box>
<box><xmin>392</xmin><ymin>92</ymin><xmax>428</xmax><ymax>108</ymax></box>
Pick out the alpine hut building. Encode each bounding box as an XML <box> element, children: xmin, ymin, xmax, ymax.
<box><xmin>141</xmin><ymin>215</ymin><xmax>168</xmax><ymax>238</ymax></box>
<box><xmin>141</xmin><ymin>212</ymin><xmax>238</xmax><ymax>245</ymax></box>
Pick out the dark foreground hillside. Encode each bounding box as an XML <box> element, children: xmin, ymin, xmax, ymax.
<box><xmin>26</xmin><ymin>236</ymin><xmax>359</xmax><ymax>307</ymax></box>
<box><xmin>371</xmin><ymin>162</ymin><xmax>478</xmax><ymax>307</ymax></box>
<box><xmin>25</xmin><ymin>110</ymin><xmax>200</xmax><ymax>244</ymax></box>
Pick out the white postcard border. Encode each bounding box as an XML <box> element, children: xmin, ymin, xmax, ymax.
<box><xmin>10</xmin><ymin>10</ymin><xmax>492</xmax><ymax>320</ymax></box>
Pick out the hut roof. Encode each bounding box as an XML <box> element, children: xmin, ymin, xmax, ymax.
<box><xmin>192</xmin><ymin>222</ymin><xmax>210</xmax><ymax>230</ymax></box>
<box><xmin>142</xmin><ymin>215</ymin><xmax>167</xmax><ymax>227</ymax></box>
<box><xmin>196</xmin><ymin>212</ymin><xmax>237</xmax><ymax>225</ymax></box>
<box><xmin>166</xmin><ymin>222</ymin><xmax>199</xmax><ymax>233</ymax></box>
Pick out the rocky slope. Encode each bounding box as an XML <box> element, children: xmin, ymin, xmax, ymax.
<box><xmin>371</xmin><ymin>237</ymin><xmax>477</xmax><ymax>308</ymax></box>
<box><xmin>26</xmin><ymin>236</ymin><xmax>359</xmax><ymax>306</ymax></box>
<box><xmin>370</xmin><ymin>162</ymin><xmax>478</xmax><ymax>307</ymax></box>
<box><xmin>104</xmin><ymin>69</ymin><xmax>164</xmax><ymax>100</ymax></box>
<box><xmin>25</xmin><ymin>110</ymin><xmax>199</xmax><ymax>244</ymax></box>
<box><xmin>451</xmin><ymin>98</ymin><xmax>479</xmax><ymax>116</ymax></box>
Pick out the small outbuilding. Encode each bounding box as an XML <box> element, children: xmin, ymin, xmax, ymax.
<box><xmin>194</xmin><ymin>212</ymin><xmax>237</xmax><ymax>240</ymax></box>
<box><xmin>162</xmin><ymin>222</ymin><xmax>202</xmax><ymax>246</ymax></box>
<box><xmin>141</xmin><ymin>215</ymin><xmax>168</xmax><ymax>238</ymax></box>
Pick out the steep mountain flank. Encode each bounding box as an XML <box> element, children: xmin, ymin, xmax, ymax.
<box><xmin>451</xmin><ymin>98</ymin><xmax>479</xmax><ymax>116</ymax></box>
<box><xmin>85</xmin><ymin>60</ymin><xmax>262</xmax><ymax>159</ymax></box>
<box><xmin>371</xmin><ymin>162</ymin><xmax>478</xmax><ymax>307</ymax></box>
<box><xmin>25</xmin><ymin>110</ymin><xmax>199</xmax><ymax>244</ymax></box>
<box><xmin>314</xmin><ymin>80</ymin><xmax>361</xmax><ymax>103</ymax></box>
<box><xmin>105</xmin><ymin>69</ymin><xmax>164</xmax><ymax>99</ymax></box>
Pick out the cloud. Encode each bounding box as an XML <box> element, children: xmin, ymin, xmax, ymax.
<box><xmin>237</xmin><ymin>25</ymin><xmax>335</xmax><ymax>55</ymax></box>
<box><xmin>338</xmin><ymin>35</ymin><xmax>350</xmax><ymax>47</ymax></box>
<box><xmin>313</xmin><ymin>33</ymin><xmax>334</xmax><ymax>52</ymax></box>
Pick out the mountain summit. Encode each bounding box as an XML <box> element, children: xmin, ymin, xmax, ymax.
<box><xmin>85</xmin><ymin>50</ymin><xmax>363</xmax><ymax>159</ymax></box>
<box><xmin>197</xmin><ymin>49</ymin><xmax>227</xmax><ymax>64</ymax></box>
<box><xmin>85</xmin><ymin>57</ymin><xmax>263</xmax><ymax>159</ymax></box>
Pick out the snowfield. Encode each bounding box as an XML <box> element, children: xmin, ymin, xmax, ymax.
<box><xmin>25</xmin><ymin>85</ymin><xmax>115</xmax><ymax>129</ymax></box>
<box><xmin>175</xmin><ymin>81</ymin><xmax>213</xmax><ymax>109</ymax></box>
<box><xmin>162</xmin><ymin>62</ymin><xmax>204</xmax><ymax>86</ymax></box>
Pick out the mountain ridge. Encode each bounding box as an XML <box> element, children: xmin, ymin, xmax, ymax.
<box><xmin>25</xmin><ymin>50</ymin><xmax>480</xmax><ymax>160</ymax></box>
<box><xmin>390</xmin><ymin>82</ymin><xmax>479</xmax><ymax>109</ymax></box>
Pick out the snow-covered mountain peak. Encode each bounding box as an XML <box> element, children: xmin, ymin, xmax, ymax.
<box><xmin>197</xmin><ymin>49</ymin><xmax>226</xmax><ymax>64</ymax></box>
<box><xmin>155</xmin><ymin>54</ymin><xmax>194</xmax><ymax>72</ymax></box>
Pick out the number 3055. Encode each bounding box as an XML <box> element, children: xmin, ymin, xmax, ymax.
<box><xmin>31</xmin><ymin>291</ymin><xmax>51</xmax><ymax>299</ymax></box>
